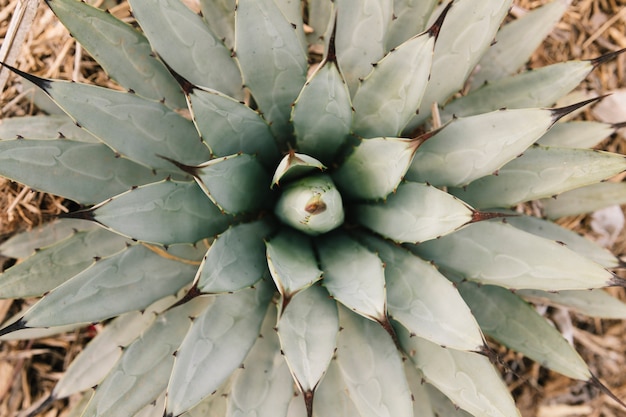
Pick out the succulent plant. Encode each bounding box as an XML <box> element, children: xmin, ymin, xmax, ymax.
<box><xmin>1</xmin><ymin>0</ymin><xmax>626</xmax><ymax>416</ymax></box>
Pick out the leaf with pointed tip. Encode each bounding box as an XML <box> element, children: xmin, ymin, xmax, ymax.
<box><xmin>505</xmin><ymin>214</ymin><xmax>621</xmax><ymax>269</ymax></box>
<box><xmin>406</xmin><ymin>108</ymin><xmax>559</xmax><ymax>187</ymax></box>
<box><xmin>333</xmin><ymin>137</ymin><xmax>419</xmax><ymax>201</ymax></box>
<box><xmin>46</xmin><ymin>0</ymin><xmax>186</xmax><ymax>108</ymax></box>
<box><xmin>16</xmin><ymin>244</ymin><xmax>197</xmax><ymax>328</ymax></box>
<box><xmin>452</xmin><ymin>145</ymin><xmax>626</xmax><ymax>209</ymax></box>
<box><xmin>412</xmin><ymin>221</ymin><xmax>617</xmax><ymax>291</ymax></box>
<box><xmin>0</xmin><ymin>139</ymin><xmax>161</xmax><ymax>204</ymax></box>
<box><xmin>266</xmin><ymin>228</ymin><xmax>323</xmax><ymax>298</ymax></box>
<box><xmin>0</xmin><ymin>114</ymin><xmax>98</xmax><ymax>142</ymax></box>
<box><xmin>226</xmin><ymin>305</ymin><xmax>293</xmax><ymax>417</ymax></box>
<box><xmin>166</xmin><ymin>281</ymin><xmax>273</xmax><ymax>416</ymax></box>
<box><xmin>128</xmin><ymin>0</ymin><xmax>242</xmax><ymax>99</ymax></box>
<box><xmin>538</xmin><ymin>120</ymin><xmax>618</xmax><ymax>148</ymax></box>
<box><xmin>385</xmin><ymin>0</ymin><xmax>437</xmax><ymax>50</ymax></box>
<box><xmin>0</xmin><ymin>320</ymin><xmax>81</xmax><ymax>341</ymax></box>
<box><xmin>353</xmin><ymin>182</ymin><xmax>473</xmax><ymax>244</ymax></box>
<box><xmin>312</xmin><ymin>358</ymin><xmax>361</xmax><ymax>417</ymax></box>
<box><xmin>405</xmin><ymin>0</ymin><xmax>513</xmax><ymax>129</ymax></box>
<box><xmin>92</xmin><ymin>180</ymin><xmax>231</xmax><ymax>245</ymax></box>
<box><xmin>271</xmin><ymin>153</ymin><xmax>326</xmax><ymax>188</ymax></box>
<box><xmin>187</xmin><ymin>87</ymin><xmax>279</xmax><ymax>168</ymax></box>
<box><xmin>336</xmin><ymin>307</ymin><xmax>413</xmax><ymax>417</ymax></box>
<box><xmin>277</xmin><ymin>285</ymin><xmax>338</xmax><ymax>395</ymax></box>
<box><xmin>0</xmin><ymin>227</ymin><xmax>130</xmax><ymax>299</ymax></box>
<box><xmin>197</xmin><ymin>219</ymin><xmax>275</xmax><ymax>293</ymax></box>
<box><xmin>399</xmin><ymin>328</ymin><xmax>520</xmax><ymax>417</ymax></box>
<box><xmin>235</xmin><ymin>0</ymin><xmax>307</xmax><ymax>141</ymax></box>
<box><xmin>352</xmin><ymin>27</ymin><xmax>436</xmax><ymax>138</ymax></box>
<box><xmin>471</xmin><ymin>0</ymin><xmax>568</xmax><ymax>88</ymax></box>
<box><xmin>457</xmin><ymin>281</ymin><xmax>591</xmax><ymax>381</ymax></box>
<box><xmin>518</xmin><ymin>289</ymin><xmax>626</xmax><ymax>320</ymax></box>
<box><xmin>199</xmin><ymin>0</ymin><xmax>235</xmax><ymax>49</ymax></box>
<box><xmin>81</xmin><ymin>297</ymin><xmax>212</xmax><ymax>417</ymax></box>
<box><xmin>317</xmin><ymin>233</ymin><xmax>386</xmax><ymax>322</ymax></box>
<box><xmin>355</xmin><ymin>233</ymin><xmax>483</xmax><ymax>351</ymax></box>
<box><xmin>291</xmin><ymin>61</ymin><xmax>352</xmax><ymax>165</ymax></box>
<box><xmin>541</xmin><ymin>182</ymin><xmax>626</xmax><ymax>219</ymax></box>
<box><xmin>403</xmin><ymin>361</ymin><xmax>435</xmax><ymax>417</ymax></box>
<box><xmin>334</xmin><ymin>0</ymin><xmax>393</xmax><ymax>95</ymax></box>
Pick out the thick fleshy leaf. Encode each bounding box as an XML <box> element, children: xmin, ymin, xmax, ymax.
<box><xmin>92</xmin><ymin>180</ymin><xmax>231</xmax><ymax>245</ymax></box>
<box><xmin>403</xmin><ymin>362</ymin><xmax>435</xmax><ymax>417</ymax></box>
<box><xmin>312</xmin><ymin>359</ymin><xmax>361</xmax><ymax>417</ymax></box>
<box><xmin>274</xmin><ymin>0</ymin><xmax>307</xmax><ymax>52</ymax></box>
<box><xmin>271</xmin><ymin>153</ymin><xmax>326</xmax><ymax>188</ymax></box>
<box><xmin>0</xmin><ymin>139</ymin><xmax>161</xmax><ymax>204</ymax></box>
<box><xmin>277</xmin><ymin>285</ymin><xmax>338</xmax><ymax>394</ymax></box>
<box><xmin>291</xmin><ymin>60</ymin><xmax>352</xmax><ymax>165</ymax></box>
<box><xmin>196</xmin><ymin>219</ymin><xmax>275</xmax><ymax>293</ymax></box>
<box><xmin>471</xmin><ymin>0</ymin><xmax>568</xmax><ymax>88</ymax></box>
<box><xmin>226</xmin><ymin>305</ymin><xmax>293</xmax><ymax>417</ymax></box>
<box><xmin>538</xmin><ymin>120</ymin><xmax>618</xmax><ymax>148</ymax></box>
<box><xmin>46</xmin><ymin>0</ymin><xmax>186</xmax><ymax>108</ymax></box>
<box><xmin>518</xmin><ymin>289</ymin><xmax>626</xmax><ymax>320</ymax></box>
<box><xmin>333</xmin><ymin>137</ymin><xmax>419</xmax><ymax>201</ymax></box>
<box><xmin>316</xmin><ymin>233</ymin><xmax>386</xmax><ymax>322</ymax></box>
<box><xmin>334</xmin><ymin>0</ymin><xmax>393</xmax><ymax>95</ymax></box>
<box><xmin>355</xmin><ymin>233</ymin><xmax>483</xmax><ymax>351</ymax></box>
<box><xmin>0</xmin><ymin>114</ymin><xmax>98</xmax><ymax>142</ymax></box>
<box><xmin>10</xmin><ymin>244</ymin><xmax>197</xmax><ymax>329</ymax></box>
<box><xmin>81</xmin><ymin>297</ymin><xmax>212</xmax><ymax>417</ymax></box>
<box><xmin>199</xmin><ymin>0</ymin><xmax>235</xmax><ymax>49</ymax></box>
<box><xmin>266</xmin><ymin>228</ymin><xmax>323</xmax><ymax>298</ymax></box>
<box><xmin>235</xmin><ymin>0</ymin><xmax>307</xmax><ymax>141</ymax></box>
<box><xmin>165</xmin><ymin>281</ymin><xmax>273</xmax><ymax>416</ymax></box>
<box><xmin>128</xmin><ymin>0</ymin><xmax>242</xmax><ymax>99</ymax></box>
<box><xmin>407</xmin><ymin>108</ymin><xmax>560</xmax><ymax>187</ymax></box>
<box><xmin>351</xmin><ymin>25</ymin><xmax>436</xmax><ymax>137</ymax></box>
<box><xmin>399</xmin><ymin>328</ymin><xmax>520</xmax><ymax>417</ymax></box>
<box><xmin>335</xmin><ymin>307</ymin><xmax>413</xmax><ymax>417</ymax></box>
<box><xmin>353</xmin><ymin>182</ymin><xmax>473</xmax><ymax>243</ymax></box>
<box><xmin>412</xmin><ymin>220</ymin><xmax>618</xmax><ymax>291</ymax></box>
<box><xmin>0</xmin><ymin>227</ymin><xmax>130</xmax><ymax>299</ymax></box>
<box><xmin>187</xmin><ymin>86</ymin><xmax>279</xmax><ymax>168</ymax></box>
<box><xmin>456</xmin><ymin>281</ymin><xmax>591</xmax><ymax>380</ymax></box>
<box><xmin>385</xmin><ymin>0</ymin><xmax>437</xmax><ymax>50</ymax></box>
<box><xmin>541</xmin><ymin>182</ymin><xmax>626</xmax><ymax>219</ymax></box>
<box><xmin>135</xmin><ymin>392</ymin><xmax>166</xmax><ymax>417</ymax></box>
<box><xmin>424</xmin><ymin>384</ymin><xmax>475</xmax><ymax>417</ymax></box>
<box><xmin>182</xmin><ymin>153</ymin><xmax>272</xmax><ymax>214</ymax></box>
<box><xmin>452</xmin><ymin>145</ymin><xmax>626</xmax><ymax>209</ymax></box>
<box><xmin>305</xmin><ymin>0</ymin><xmax>333</xmax><ymax>46</ymax></box>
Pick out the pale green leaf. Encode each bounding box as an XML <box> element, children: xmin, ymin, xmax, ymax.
<box><xmin>0</xmin><ymin>114</ymin><xmax>98</xmax><ymax>142</ymax></box>
<box><xmin>166</xmin><ymin>281</ymin><xmax>273</xmax><ymax>416</ymax></box>
<box><xmin>538</xmin><ymin>120</ymin><xmax>618</xmax><ymax>148</ymax></box>
<box><xmin>305</xmin><ymin>0</ymin><xmax>333</xmax><ymax>46</ymax></box>
<box><xmin>424</xmin><ymin>384</ymin><xmax>474</xmax><ymax>417</ymax></box>
<box><xmin>353</xmin><ymin>182</ymin><xmax>473</xmax><ymax>243</ymax></box>
<box><xmin>412</xmin><ymin>220</ymin><xmax>617</xmax><ymax>290</ymax></box>
<box><xmin>385</xmin><ymin>0</ymin><xmax>437</xmax><ymax>50</ymax></box>
<box><xmin>403</xmin><ymin>361</ymin><xmax>435</xmax><ymax>417</ymax></box>
<box><xmin>313</xmin><ymin>359</ymin><xmax>361</xmax><ymax>417</ymax></box>
<box><xmin>274</xmin><ymin>0</ymin><xmax>307</xmax><ymax>52</ymax></box>
<box><xmin>541</xmin><ymin>182</ymin><xmax>626</xmax><ymax>219</ymax></box>
<box><xmin>271</xmin><ymin>153</ymin><xmax>326</xmax><ymax>189</ymax></box>
<box><xmin>518</xmin><ymin>289</ymin><xmax>626</xmax><ymax>320</ymax></box>
<box><xmin>199</xmin><ymin>0</ymin><xmax>235</xmax><ymax>49</ymax></box>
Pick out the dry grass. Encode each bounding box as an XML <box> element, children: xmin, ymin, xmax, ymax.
<box><xmin>0</xmin><ymin>0</ymin><xmax>625</xmax><ymax>416</ymax></box>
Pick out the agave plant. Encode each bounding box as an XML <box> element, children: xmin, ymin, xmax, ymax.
<box><xmin>1</xmin><ymin>0</ymin><xmax>626</xmax><ymax>416</ymax></box>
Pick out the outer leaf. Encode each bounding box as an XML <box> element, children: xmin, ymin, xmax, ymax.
<box><xmin>266</xmin><ymin>228</ymin><xmax>323</xmax><ymax>298</ymax></box>
<box><xmin>15</xmin><ymin>244</ymin><xmax>197</xmax><ymax>328</ymax></box>
<box><xmin>457</xmin><ymin>281</ymin><xmax>591</xmax><ymax>380</ymax></box>
<box><xmin>128</xmin><ymin>0</ymin><xmax>243</xmax><ymax>99</ymax></box>
<box><xmin>0</xmin><ymin>114</ymin><xmax>98</xmax><ymax>142</ymax></box>
<box><xmin>199</xmin><ymin>0</ymin><xmax>235</xmax><ymax>49</ymax></box>
<box><xmin>412</xmin><ymin>221</ymin><xmax>618</xmax><ymax>291</ymax></box>
<box><xmin>399</xmin><ymin>328</ymin><xmax>520</xmax><ymax>417</ymax></box>
<box><xmin>235</xmin><ymin>0</ymin><xmax>307</xmax><ymax>141</ymax></box>
<box><xmin>291</xmin><ymin>60</ymin><xmax>352</xmax><ymax>165</ymax></box>
<box><xmin>538</xmin><ymin>120</ymin><xmax>618</xmax><ymax>148</ymax></box>
<box><xmin>135</xmin><ymin>392</ymin><xmax>166</xmax><ymax>417</ymax></box>
<box><xmin>351</xmin><ymin>27</ymin><xmax>435</xmax><ymax>137</ymax></box>
<box><xmin>187</xmin><ymin>86</ymin><xmax>279</xmax><ymax>168</ymax></box>
<box><xmin>166</xmin><ymin>281</ymin><xmax>273</xmax><ymax>416</ymax></box>
<box><xmin>0</xmin><ymin>227</ymin><xmax>130</xmax><ymax>299</ymax></box>
<box><xmin>81</xmin><ymin>297</ymin><xmax>212</xmax><ymax>417</ymax></box>
<box><xmin>277</xmin><ymin>285</ymin><xmax>339</xmax><ymax>393</ymax></box>
<box><xmin>353</xmin><ymin>182</ymin><xmax>473</xmax><ymax>243</ymax></box>
<box><xmin>312</xmin><ymin>359</ymin><xmax>361</xmax><ymax>417</ymax></box>
<box><xmin>316</xmin><ymin>233</ymin><xmax>386</xmax><ymax>322</ymax></box>
<box><xmin>403</xmin><ymin>362</ymin><xmax>435</xmax><ymax>417</ymax></box>
<box><xmin>541</xmin><ymin>182</ymin><xmax>626</xmax><ymax>219</ymax></box>
<box><xmin>92</xmin><ymin>180</ymin><xmax>231</xmax><ymax>245</ymax></box>
<box><xmin>333</xmin><ymin>137</ymin><xmax>419</xmax><ymax>201</ymax></box>
<box><xmin>425</xmin><ymin>384</ymin><xmax>475</xmax><ymax>417</ymax></box>
<box><xmin>407</xmin><ymin>108</ymin><xmax>558</xmax><ymax>187</ymax></box>
<box><xmin>0</xmin><ymin>139</ymin><xmax>160</xmax><ymax>204</ymax></box>
<box><xmin>518</xmin><ymin>289</ymin><xmax>626</xmax><ymax>320</ymax></box>
<box><xmin>335</xmin><ymin>307</ymin><xmax>413</xmax><ymax>417</ymax></box>
<box><xmin>385</xmin><ymin>0</ymin><xmax>437</xmax><ymax>50</ymax></box>
<box><xmin>271</xmin><ymin>152</ymin><xmax>326</xmax><ymax>188</ymax></box>
<box><xmin>46</xmin><ymin>0</ymin><xmax>186</xmax><ymax>108</ymax></box>
<box><xmin>355</xmin><ymin>233</ymin><xmax>484</xmax><ymax>351</ymax></box>
<box><xmin>453</xmin><ymin>145</ymin><xmax>626</xmax><ymax>209</ymax></box>
<box><xmin>196</xmin><ymin>219</ymin><xmax>275</xmax><ymax>293</ymax></box>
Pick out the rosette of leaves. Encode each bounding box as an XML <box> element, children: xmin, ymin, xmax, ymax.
<box><xmin>1</xmin><ymin>0</ymin><xmax>626</xmax><ymax>416</ymax></box>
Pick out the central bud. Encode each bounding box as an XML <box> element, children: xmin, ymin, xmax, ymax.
<box><xmin>274</xmin><ymin>174</ymin><xmax>345</xmax><ymax>236</ymax></box>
